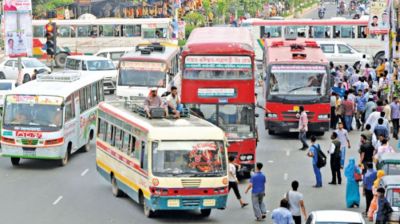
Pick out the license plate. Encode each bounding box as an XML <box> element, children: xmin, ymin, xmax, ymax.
<box><xmin>23</xmin><ymin>149</ymin><xmax>36</xmax><ymax>157</ymax></box>
<box><xmin>289</xmin><ymin>128</ymin><xmax>298</xmax><ymax>132</ymax></box>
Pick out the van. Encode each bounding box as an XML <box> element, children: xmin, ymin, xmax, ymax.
<box><xmin>64</xmin><ymin>55</ymin><xmax>117</xmax><ymax>94</ymax></box>
<box><xmin>317</xmin><ymin>41</ymin><xmax>373</xmax><ymax>68</ymax></box>
<box><xmin>94</xmin><ymin>47</ymin><xmax>135</xmax><ymax>67</ymax></box>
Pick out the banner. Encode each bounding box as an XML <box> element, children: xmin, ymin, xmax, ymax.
<box><xmin>3</xmin><ymin>13</ymin><xmax>32</xmax><ymax>57</ymax></box>
<box><xmin>368</xmin><ymin>0</ymin><xmax>390</xmax><ymax>35</ymax></box>
<box><xmin>3</xmin><ymin>0</ymin><xmax>32</xmax><ymax>12</ymax></box>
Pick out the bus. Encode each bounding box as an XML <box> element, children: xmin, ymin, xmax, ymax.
<box><xmin>96</xmin><ymin>100</ymin><xmax>228</xmax><ymax>217</ymax></box>
<box><xmin>32</xmin><ymin>18</ymin><xmax>177</xmax><ymax>67</ymax></box>
<box><xmin>117</xmin><ymin>43</ymin><xmax>180</xmax><ymax>98</ymax></box>
<box><xmin>241</xmin><ymin>16</ymin><xmax>385</xmax><ymax>65</ymax></box>
<box><xmin>263</xmin><ymin>38</ymin><xmax>330</xmax><ymax>135</ymax></box>
<box><xmin>1</xmin><ymin>72</ymin><xmax>104</xmax><ymax>166</ymax></box>
<box><xmin>181</xmin><ymin>27</ymin><xmax>257</xmax><ymax>178</ymax></box>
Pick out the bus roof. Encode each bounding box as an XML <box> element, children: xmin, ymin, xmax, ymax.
<box><xmin>183</xmin><ymin>27</ymin><xmax>254</xmax><ymax>56</ymax></box>
<box><xmin>10</xmin><ymin>72</ymin><xmax>103</xmax><ymax>98</ymax></box>
<box><xmin>32</xmin><ymin>18</ymin><xmax>172</xmax><ymax>26</ymax></box>
<box><xmin>99</xmin><ymin>101</ymin><xmax>226</xmax><ymax>140</ymax></box>
<box><xmin>265</xmin><ymin>38</ymin><xmax>329</xmax><ymax>64</ymax></box>
<box><xmin>242</xmin><ymin>16</ymin><xmax>368</xmax><ymax>26</ymax></box>
<box><xmin>120</xmin><ymin>45</ymin><xmax>179</xmax><ymax>63</ymax></box>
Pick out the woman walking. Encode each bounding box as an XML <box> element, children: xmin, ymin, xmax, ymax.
<box><xmin>344</xmin><ymin>158</ymin><xmax>360</xmax><ymax>208</ymax></box>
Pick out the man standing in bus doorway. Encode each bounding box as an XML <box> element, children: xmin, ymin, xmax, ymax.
<box><xmin>297</xmin><ymin>106</ymin><xmax>309</xmax><ymax>150</ymax></box>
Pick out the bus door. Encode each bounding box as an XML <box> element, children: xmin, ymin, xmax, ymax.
<box><xmin>64</xmin><ymin>94</ymin><xmax>79</xmax><ymax>152</ymax></box>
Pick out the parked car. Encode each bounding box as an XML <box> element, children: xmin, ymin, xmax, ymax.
<box><xmin>64</xmin><ymin>55</ymin><xmax>117</xmax><ymax>94</ymax></box>
<box><xmin>0</xmin><ymin>57</ymin><xmax>50</xmax><ymax>84</ymax></box>
<box><xmin>378</xmin><ymin>176</ymin><xmax>400</xmax><ymax>223</ymax></box>
<box><xmin>306</xmin><ymin>210</ymin><xmax>365</xmax><ymax>224</ymax></box>
<box><xmin>317</xmin><ymin>41</ymin><xmax>373</xmax><ymax>68</ymax></box>
<box><xmin>0</xmin><ymin>79</ymin><xmax>15</xmax><ymax>108</ymax></box>
<box><xmin>94</xmin><ymin>47</ymin><xmax>134</xmax><ymax>67</ymax></box>
<box><xmin>377</xmin><ymin>153</ymin><xmax>400</xmax><ymax>175</ymax></box>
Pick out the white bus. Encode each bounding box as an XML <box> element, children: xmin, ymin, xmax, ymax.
<box><xmin>96</xmin><ymin>100</ymin><xmax>229</xmax><ymax>217</ymax></box>
<box><xmin>1</xmin><ymin>72</ymin><xmax>104</xmax><ymax>166</ymax></box>
<box><xmin>241</xmin><ymin>16</ymin><xmax>385</xmax><ymax>65</ymax></box>
<box><xmin>32</xmin><ymin>18</ymin><xmax>178</xmax><ymax>67</ymax></box>
<box><xmin>117</xmin><ymin>43</ymin><xmax>180</xmax><ymax>98</ymax></box>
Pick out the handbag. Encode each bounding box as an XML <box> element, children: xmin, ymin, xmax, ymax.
<box><xmin>354</xmin><ymin>170</ymin><xmax>362</xmax><ymax>182</ymax></box>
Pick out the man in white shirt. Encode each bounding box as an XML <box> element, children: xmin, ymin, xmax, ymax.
<box><xmin>365</xmin><ymin>111</ymin><xmax>389</xmax><ymax>132</ymax></box>
<box><xmin>166</xmin><ymin>86</ymin><xmax>182</xmax><ymax>118</ymax></box>
<box><xmin>228</xmin><ymin>156</ymin><xmax>248</xmax><ymax>208</ymax></box>
<box><xmin>287</xmin><ymin>181</ymin><xmax>307</xmax><ymax>224</ymax></box>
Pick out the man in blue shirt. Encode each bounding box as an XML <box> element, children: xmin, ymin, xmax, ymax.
<box><xmin>374</xmin><ymin>118</ymin><xmax>389</xmax><ymax>140</ymax></box>
<box><xmin>376</xmin><ymin>187</ymin><xmax>393</xmax><ymax>224</ymax></box>
<box><xmin>245</xmin><ymin>162</ymin><xmax>267</xmax><ymax>221</ymax></box>
<box><xmin>271</xmin><ymin>198</ymin><xmax>295</xmax><ymax>224</ymax></box>
<box><xmin>362</xmin><ymin>163</ymin><xmax>377</xmax><ymax>214</ymax></box>
<box><xmin>307</xmin><ymin>135</ymin><xmax>323</xmax><ymax>187</ymax></box>
<box><xmin>355</xmin><ymin>89</ymin><xmax>367</xmax><ymax>130</ymax></box>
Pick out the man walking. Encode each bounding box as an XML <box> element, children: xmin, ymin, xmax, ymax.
<box><xmin>328</xmin><ymin>132</ymin><xmax>342</xmax><ymax>185</ymax></box>
<box><xmin>363</xmin><ymin>162</ymin><xmax>377</xmax><ymax>215</ymax></box>
<box><xmin>307</xmin><ymin>136</ymin><xmax>323</xmax><ymax>188</ymax></box>
<box><xmin>228</xmin><ymin>156</ymin><xmax>248</xmax><ymax>208</ymax></box>
<box><xmin>287</xmin><ymin>181</ymin><xmax>307</xmax><ymax>224</ymax></box>
<box><xmin>335</xmin><ymin>122</ymin><xmax>351</xmax><ymax>168</ymax></box>
<box><xmin>359</xmin><ymin>134</ymin><xmax>375</xmax><ymax>174</ymax></box>
<box><xmin>245</xmin><ymin>162</ymin><xmax>267</xmax><ymax>221</ymax></box>
<box><xmin>390</xmin><ymin>97</ymin><xmax>400</xmax><ymax>139</ymax></box>
<box><xmin>355</xmin><ymin>89</ymin><xmax>367</xmax><ymax>130</ymax></box>
<box><xmin>297</xmin><ymin>106</ymin><xmax>308</xmax><ymax>150</ymax></box>
<box><xmin>342</xmin><ymin>94</ymin><xmax>355</xmax><ymax>131</ymax></box>
<box><xmin>271</xmin><ymin>199</ymin><xmax>295</xmax><ymax>224</ymax></box>
<box><xmin>375</xmin><ymin>187</ymin><xmax>393</xmax><ymax>224</ymax></box>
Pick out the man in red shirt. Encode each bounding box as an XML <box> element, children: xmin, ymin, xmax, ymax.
<box><xmin>342</xmin><ymin>94</ymin><xmax>355</xmax><ymax>131</ymax></box>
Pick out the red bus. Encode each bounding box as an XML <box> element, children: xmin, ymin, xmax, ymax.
<box><xmin>263</xmin><ymin>38</ymin><xmax>330</xmax><ymax>136</ymax></box>
<box><xmin>181</xmin><ymin>27</ymin><xmax>257</xmax><ymax>178</ymax></box>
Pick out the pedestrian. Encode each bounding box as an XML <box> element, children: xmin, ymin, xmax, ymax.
<box><xmin>245</xmin><ymin>162</ymin><xmax>266</xmax><ymax>221</ymax></box>
<box><xmin>364</xmin><ymin>98</ymin><xmax>377</xmax><ymax>124</ymax></box>
<box><xmin>335</xmin><ymin>122</ymin><xmax>351</xmax><ymax>168</ymax></box>
<box><xmin>328</xmin><ymin>132</ymin><xmax>342</xmax><ymax>185</ymax></box>
<box><xmin>342</xmin><ymin>94</ymin><xmax>355</xmax><ymax>131</ymax></box>
<box><xmin>271</xmin><ymin>198</ymin><xmax>294</xmax><ymax>224</ymax></box>
<box><xmin>307</xmin><ymin>135</ymin><xmax>323</xmax><ymax>188</ymax></box>
<box><xmin>296</xmin><ymin>105</ymin><xmax>308</xmax><ymax>150</ymax></box>
<box><xmin>382</xmin><ymin>100</ymin><xmax>391</xmax><ymax>122</ymax></box>
<box><xmin>363</xmin><ymin>162</ymin><xmax>377</xmax><ymax>215</ymax></box>
<box><xmin>344</xmin><ymin>158</ymin><xmax>361</xmax><ymax>208</ymax></box>
<box><xmin>390</xmin><ymin>97</ymin><xmax>400</xmax><ymax>139</ymax></box>
<box><xmin>330</xmin><ymin>93</ymin><xmax>338</xmax><ymax>129</ymax></box>
<box><xmin>228</xmin><ymin>155</ymin><xmax>248</xmax><ymax>208</ymax></box>
<box><xmin>374</xmin><ymin>138</ymin><xmax>395</xmax><ymax>162</ymax></box>
<box><xmin>287</xmin><ymin>181</ymin><xmax>307</xmax><ymax>224</ymax></box>
<box><xmin>355</xmin><ymin>89</ymin><xmax>367</xmax><ymax>130</ymax></box>
<box><xmin>359</xmin><ymin>134</ymin><xmax>375</xmax><ymax>174</ymax></box>
<box><xmin>375</xmin><ymin>187</ymin><xmax>393</xmax><ymax>224</ymax></box>
<box><xmin>374</xmin><ymin>118</ymin><xmax>389</xmax><ymax>140</ymax></box>
<box><xmin>362</xmin><ymin>124</ymin><xmax>373</xmax><ymax>142</ymax></box>
<box><xmin>367</xmin><ymin>170</ymin><xmax>385</xmax><ymax>221</ymax></box>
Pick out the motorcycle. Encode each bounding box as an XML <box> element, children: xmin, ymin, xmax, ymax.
<box><xmin>318</xmin><ymin>8</ymin><xmax>325</xmax><ymax>19</ymax></box>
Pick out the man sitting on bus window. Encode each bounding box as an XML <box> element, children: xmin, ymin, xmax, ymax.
<box><xmin>167</xmin><ymin>86</ymin><xmax>183</xmax><ymax>119</ymax></box>
<box><xmin>144</xmin><ymin>87</ymin><xmax>168</xmax><ymax>118</ymax></box>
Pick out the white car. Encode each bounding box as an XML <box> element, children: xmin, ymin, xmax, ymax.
<box><xmin>64</xmin><ymin>55</ymin><xmax>118</xmax><ymax>93</ymax></box>
<box><xmin>0</xmin><ymin>57</ymin><xmax>51</xmax><ymax>84</ymax></box>
<box><xmin>317</xmin><ymin>41</ymin><xmax>373</xmax><ymax>68</ymax></box>
<box><xmin>306</xmin><ymin>210</ymin><xmax>366</xmax><ymax>224</ymax></box>
<box><xmin>0</xmin><ymin>80</ymin><xmax>15</xmax><ymax>107</ymax></box>
<box><xmin>94</xmin><ymin>47</ymin><xmax>135</xmax><ymax>67</ymax></box>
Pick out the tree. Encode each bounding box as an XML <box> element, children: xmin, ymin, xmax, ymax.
<box><xmin>32</xmin><ymin>0</ymin><xmax>74</xmax><ymax>18</ymax></box>
<box><xmin>216</xmin><ymin>0</ymin><xmax>227</xmax><ymax>24</ymax></box>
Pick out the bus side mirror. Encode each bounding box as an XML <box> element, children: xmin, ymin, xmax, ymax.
<box><xmin>255</xmin><ymin>113</ymin><xmax>259</xmax><ymax>118</ymax></box>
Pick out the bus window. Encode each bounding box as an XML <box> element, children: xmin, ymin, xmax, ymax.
<box><xmin>58</xmin><ymin>26</ymin><xmax>71</xmax><ymax>37</ymax></box>
<box><xmin>115</xmin><ymin>128</ymin><xmax>123</xmax><ymax>150</ymax></box>
<box><xmin>122</xmin><ymin>25</ymin><xmax>141</xmax><ymax>37</ymax></box>
<box><xmin>113</xmin><ymin>25</ymin><xmax>121</xmax><ymax>37</ymax></box>
<box><xmin>358</xmin><ymin>26</ymin><xmax>368</xmax><ymax>38</ymax></box>
<box><xmin>140</xmin><ymin>141</ymin><xmax>148</xmax><ymax>170</ymax></box>
<box><xmin>92</xmin><ymin>83</ymin><xmax>98</xmax><ymax>105</ymax></box>
<box><xmin>33</xmin><ymin>26</ymin><xmax>44</xmax><ymax>38</ymax></box>
<box><xmin>90</xmin><ymin>26</ymin><xmax>98</xmax><ymax>37</ymax></box>
<box><xmin>79</xmin><ymin>88</ymin><xmax>87</xmax><ymax>112</ymax></box>
<box><xmin>85</xmin><ymin>86</ymin><xmax>92</xmax><ymax>108</ymax></box>
<box><xmin>263</xmin><ymin>26</ymin><xmax>282</xmax><ymax>38</ymax></box>
<box><xmin>335</xmin><ymin>26</ymin><xmax>354</xmax><ymax>38</ymax></box>
<box><xmin>97</xmin><ymin>118</ymin><xmax>107</xmax><ymax>140</ymax></box>
<box><xmin>77</xmin><ymin>26</ymin><xmax>90</xmax><ymax>37</ymax></box>
<box><xmin>64</xmin><ymin>95</ymin><xmax>75</xmax><ymax>122</ymax></box>
<box><xmin>285</xmin><ymin>26</ymin><xmax>306</xmax><ymax>38</ymax></box>
<box><xmin>106</xmin><ymin>123</ymin><xmax>113</xmax><ymax>143</ymax></box>
<box><xmin>312</xmin><ymin>26</ymin><xmax>329</xmax><ymax>38</ymax></box>
<box><xmin>99</xmin><ymin>25</ymin><xmax>113</xmax><ymax>37</ymax></box>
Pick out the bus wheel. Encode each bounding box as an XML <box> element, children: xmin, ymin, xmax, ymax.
<box><xmin>59</xmin><ymin>146</ymin><xmax>71</xmax><ymax>166</ymax></box>
<box><xmin>0</xmin><ymin>72</ymin><xmax>5</xmax><ymax>79</ymax></box>
<box><xmin>268</xmin><ymin>130</ymin><xmax>275</xmax><ymax>135</ymax></box>
<box><xmin>141</xmin><ymin>193</ymin><xmax>155</xmax><ymax>218</ymax></box>
<box><xmin>111</xmin><ymin>175</ymin><xmax>123</xmax><ymax>197</ymax></box>
<box><xmin>55</xmin><ymin>53</ymin><xmax>68</xmax><ymax>68</ymax></box>
<box><xmin>11</xmin><ymin>157</ymin><xmax>20</xmax><ymax>166</ymax></box>
<box><xmin>200</xmin><ymin>209</ymin><xmax>212</xmax><ymax>217</ymax></box>
<box><xmin>82</xmin><ymin>131</ymin><xmax>93</xmax><ymax>152</ymax></box>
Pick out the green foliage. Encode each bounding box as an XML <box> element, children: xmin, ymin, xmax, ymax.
<box><xmin>185</xmin><ymin>24</ymin><xmax>197</xmax><ymax>39</ymax></box>
<box><xmin>32</xmin><ymin>0</ymin><xmax>74</xmax><ymax>17</ymax></box>
<box><xmin>183</xmin><ymin>11</ymin><xmax>206</xmax><ymax>26</ymax></box>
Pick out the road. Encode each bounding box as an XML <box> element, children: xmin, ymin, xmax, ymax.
<box><xmin>302</xmin><ymin>0</ymin><xmax>354</xmax><ymax>20</ymax></box>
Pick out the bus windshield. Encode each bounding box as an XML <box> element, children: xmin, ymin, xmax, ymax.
<box><xmin>268</xmin><ymin>65</ymin><xmax>328</xmax><ymax>96</ymax></box>
<box><xmin>189</xmin><ymin>104</ymin><xmax>255</xmax><ymax>139</ymax></box>
<box><xmin>152</xmin><ymin>141</ymin><xmax>227</xmax><ymax>177</ymax></box>
<box><xmin>118</xmin><ymin>69</ymin><xmax>166</xmax><ymax>87</ymax></box>
<box><xmin>3</xmin><ymin>95</ymin><xmax>63</xmax><ymax>131</ymax></box>
<box><xmin>87</xmin><ymin>60</ymin><xmax>115</xmax><ymax>71</ymax></box>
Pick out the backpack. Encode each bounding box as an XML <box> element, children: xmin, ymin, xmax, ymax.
<box><xmin>314</xmin><ymin>144</ymin><xmax>327</xmax><ymax>168</ymax></box>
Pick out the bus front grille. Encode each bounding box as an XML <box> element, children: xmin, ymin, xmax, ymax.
<box><xmin>181</xmin><ymin>199</ymin><xmax>201</xmax><ymax>207</ymax></box>
<box><xmin>181</xmin><ymin>179</ymin><xmax>201</xmax><ymax>188</ymax></box>
<box><xmin>282</xmin><ymin>112</ymin><xmax>315</xmax><ymax>120</ymax></box>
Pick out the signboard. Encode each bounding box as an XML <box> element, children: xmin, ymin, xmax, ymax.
<box><xmin>271</xmin><ymin>65</ymin><xmax>326</xmax><ymax>73</ymax></box>
<box><xmin>368</xmin><ymin>0</ymin><xmax>390</xmax><ymax>35</ymax></box>
<box><xmin>185</xmin><ymin>56</ymin><xmax>252</xmax><ymax>69</ymax></box>
<box><xmin>121</xmin><ymin>61</ymin><xmax>166</xmax><ymax>71</ymax></box>
<box><xmin>198</xmin><ymin>88</ymin><xmax>236</xmax><ymax>98</ymax></box>
<box><xmin>3</xmin><ymin>0</ymin><xmax>32</xmax><ymax>12</ymax></box>
<box><xmin>6</xmin><ymin>95</ymin><xmax>63</xmax><ymax>105</ymax></box>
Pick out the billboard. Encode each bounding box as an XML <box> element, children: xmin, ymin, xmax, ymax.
<box><xmin>3</xmin><ymin>0</ymin><xmax>32</xmax><ymax>12</ymax></box>
<box><xmin>368</xmin><ymin>0</ymin><xmax>391</xmax><ymax>35</ymax></box>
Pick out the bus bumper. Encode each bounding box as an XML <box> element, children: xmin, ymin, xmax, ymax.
<box><xmin>265</xmin><ymin>120</ymin><xmax>329</xmax><ymax>133</ymax></box>
<box><xmin>1</xmin><ymin>144</ymin><xmax>64</xmax><ymax>160</ymax></box>
<box><xmin>147</xmin><ymin>195</ymin><xmax>228</xmax><ymax>210</ymax></box>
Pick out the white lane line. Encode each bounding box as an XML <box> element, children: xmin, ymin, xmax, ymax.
<box><xmin>81</xmin><ymin>168</ymin><xmax>89</xmax><ymax>177</ymax></box>
<box><xmin>283</xmin><ymin>173</ymin><xmax>288</xmax><ymax>181</ymax></box>
<box><xmin>286</xmin><ymin>150</ymin><xmax>290</xmax><ymax>156</ymax></box>
<box><xmin>52</xmin><ymin>196</ymin><xmax>63</xmax><ymax>205</ymax></box>
<box><xmin>268</xmin><ymin>160</ymin><xmax>274</xmax><ymax>163</ymax></box>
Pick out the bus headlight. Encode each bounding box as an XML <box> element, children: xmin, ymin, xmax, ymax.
<box><xmin>246</xmin><ymin>155</ymin><xmax>253</xmax><ymax>161</ymax></box>
<box><xmin>267</xmin><ymin>113</ymin><xmax>278</xmax><ymax>118</ymax></box>
<box><xmin>240</xmin><ymin>155</ymin><xmax>247</xmax><ymax>161</ymax></box>
<box><xmin>318</xmin><ymin>114</ymin><xmax>329</xmax><ymax>120</ymax></box>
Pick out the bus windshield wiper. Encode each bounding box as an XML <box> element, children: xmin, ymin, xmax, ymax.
<box><xmin>287</xmin><ymin>85</ymin><xmax>309</xmax><ymax>93</ymax></box>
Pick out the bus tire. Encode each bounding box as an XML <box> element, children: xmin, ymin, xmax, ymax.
<box><xmin>55</xmin><ymin>53</ymin><xmax>68</xmax><ymax>68</ymax></box>
<box><xmin>0</xmin><ymin>72</ymin><xmax>5</xmax><ymax>79</ymax></box>
<box><xmin>111</xmin><ymin>174</ymin><xmax>123</xmax><ymax>197</ymax></box>
<box><xmin>59</xmin><ymin>144</ymin><xmax>71</xmax><ymax>166</ymax></box>
<box><xmin>82</xmin><ymin>130</ymin><xmax>94</xmax><ymax>152</ymax></box>
<box><xmin>140</xmin><ymin>192</ymin><xmax>155</xmax><ymax>218</ymax></box>
<box><xmin>268</xmin><ymin>130</ymin><xmax>275</xmax><ymax>135</ymax></box>
<box><xmin>374</xmin><ymin>51</ymin><xmax>385</xmax><ymax>66</ymax></box>
<box><xmin>200</xmin><ymin>209</ymin><xmax>212</xmax><ymax>217</ymax></box>
<box><xmin>23</xmin><ymin>74</ymin><xmax>31</xmax><ymax>83</ymax></box>
<box><xmin>11</xmin><ymin>157</ymin><xmax>20</xmax><ymax>166</ymax></box>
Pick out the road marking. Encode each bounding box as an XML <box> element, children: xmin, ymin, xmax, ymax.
<box><xmin>268</xmin><ymin>160</ymin><xmax>274</xmax><ymax>163</ymax></box>
<box><xmin>286</xmin><ymin>150</ymin><xmax>290</xmax><ymax>156</ymax></box>
<box><xmin>52</xmin><ymin>196</ymin><xmax>63</xmax><ymax>205</ymax></box>
<box><xmin>283</xmin><ymin>173</ymin><xmax>288</xmax><ymax>180</ymax></box>
<box><xmin>81</xmin><ymin>168</ymin><xmax>89</xmax><ymax>177</ymax></box>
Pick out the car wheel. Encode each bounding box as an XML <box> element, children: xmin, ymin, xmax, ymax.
<box><xmin>55</xmin><ymin>53</ymin><xmax>68</xmax><ymax>68</ymax></box>
<box><xmin>22</xmin><ymin>74</ymin><xmax>30</xmax><ymax>83</ymax></box>
<box><xmin>0</xmin><ymin>72</ymin><xmax>5</xmax><ymax>79</ymax></box>
<box><xmin>11</xmin><ymin>157</ymin><xmax>20</xmax><ymax>166</ymax></box>
<box><xmin>200</xmin><ymin>209</ymin><xmax>212</xmax><ymax>217</ymax></box>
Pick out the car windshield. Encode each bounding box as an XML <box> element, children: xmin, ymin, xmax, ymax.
<box><xmin>0</xmin><ymin>83</ymin><xmax>13</xmax><ymax>90</ymax></box>
<box><xmin>22</xmin><ymin>59</ymin><xmax>45</xmax><ymax>68</ymax></box>
<box><xmin>268</xmin><ymin>65</ymin><xmax>328</xmax><ymax>96</ymax></box>
<box><xmin>152</xmin><ymin>141</ymin><xmax>227</xmax><ymax>177</ymax></box>
<box><xmin>384</xmin><ymin>164</ymin><xmax>400</xmax><ymax>175</ymax></box>
<box><xmin>3</xmin><ymin>95</ymin><xmax>63</xmax><ymax>131</ymax></box>
<box><xmin>189</xmin><ymin>104</ymin><xmax>255</xmax><ymax>139</ymax></box>
<box><xmin>386</xmin><ymin>188</ymin><xmax>400</xmax><ymax>207</ymax></box>
<box><xmin>86</xmin><ymin>60</ymin><xmax>115</xmax><ymax>71</ymax></box>
<box><xmin>118</xmin><ymin>69</ymin><xmax>166</xmax><ymax>87</ymax></box>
